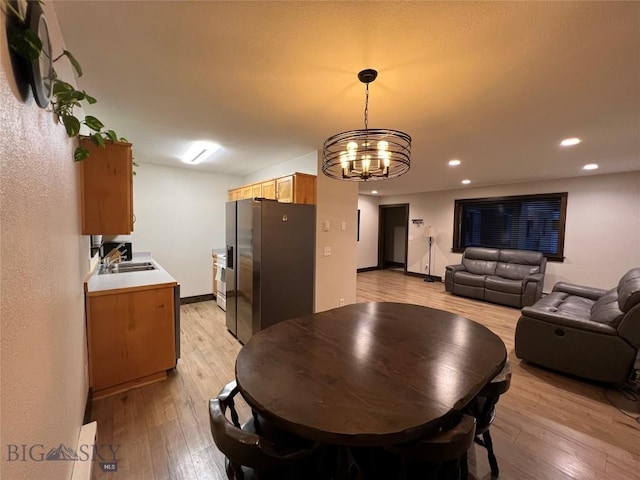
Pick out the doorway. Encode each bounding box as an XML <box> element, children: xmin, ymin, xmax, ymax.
<box><xmin>378</xmin><ymin>204</ymin><xmax>409</xmax><ymax>272</ymax></box>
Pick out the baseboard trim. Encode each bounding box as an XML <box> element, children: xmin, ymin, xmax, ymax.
<box><xmin>404</xmin><ymin>271</ymin><xmax>443</xmax><ymax>282</ymax></box>
<box><xmin>357</xmin><ymin>266</ymin><xmax>380</xmax><ymax>273</ymax></box>
<box><xmin>180</xmin><ymin>294</ymin><xmax>215</xmax><ymax>305</ymax></box>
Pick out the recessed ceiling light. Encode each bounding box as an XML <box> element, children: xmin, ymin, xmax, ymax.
<box><xmin>583</xmin><ymin>163</ymin><xmax>598</xmax><ymax>170</ymax></box>
<box><xmin>560</xmin><ymin>137</ymin><xmax>581</xmax><ymax>147</ymax></box>
<box><xmin>371</xmin><ymin>190</ymin><xmax>378</xmax><ymax>194</ymax></box>
<box><xmin>461</xmin><ymin>179</ymin><xmax>471</xmax><ymax>185</ymax></box>
<box><xmin>448</xmin><ymin>159</ymin><xmax>461</xmax><ymax>166</ymax></box>
<box><xmin>181</xmin><ymin>141</ymin><xmax>220</xmax><ymax>164</ymax></box>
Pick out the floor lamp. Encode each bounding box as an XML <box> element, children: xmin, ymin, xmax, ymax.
<box><xmin>424</xmin><ymin>226</ymin><xmax>435</xmax><ymax>282</ymax></box>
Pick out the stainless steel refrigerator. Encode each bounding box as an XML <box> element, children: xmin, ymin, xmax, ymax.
<box><xmin>225</xmin><ymin>198</ymin><xmax>315</xmax><ymax>344</ymax></box>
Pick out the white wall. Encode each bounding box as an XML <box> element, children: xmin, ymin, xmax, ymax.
<box><xmin>110</xmin><ymin>163</ymin><xmax>242</xmax><ymax>297</ymax></box>
<box><xmin>357</xmin><ymin>195</ymin><xmax>379</xmax><ymax>269</ymax></box>
<box><xmin>358</xmin><ymin>172</ymin><xmax>640</xmax><ymax>291</ymax></box>
<box><xmin>1</xmin><ymin>4</ymin><xmax>89</xmax><ymax>478</ymax></box>
<box><xmin>315</xmin><ymin>153</ymin><xmax>358</xmax><ymax>311</ymax></box>
<box><xmin>242</xmin><ymin>151</ymin><xmax>317</xmax><ymax>185</ymax></box>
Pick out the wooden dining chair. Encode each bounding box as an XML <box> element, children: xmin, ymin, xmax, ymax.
<box><xmin>388</xmin><ymin>414</ymin><xmax>477</xmax><ymax>480</ymax></box>
<box><xmin>464</xmin><ymin>361</ymin><xmax>512</xmax><ymax>478</ymax></box>
<box><xmin>209</xmin><ymin>380</ymin><xmax>320</xmax><ymax>480</ymax></box>
<box><xmin>349</xmin><ymin>414</ymin><xmax>476</xmax><ymax>480</ymax></box>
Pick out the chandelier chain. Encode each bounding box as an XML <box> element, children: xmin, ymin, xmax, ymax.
<box><xmin>364</xmin><ymin>83</ymin><xmax>369</xmax><ymax>130</ymax></box>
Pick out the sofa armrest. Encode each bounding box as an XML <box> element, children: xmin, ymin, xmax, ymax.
<box><xmin>445</xmin><ymin>264</ymin><xmax>466</xmax><ymax>273</ymax></box>
<box><xmin>617</xmin><ymin>305</ymin><xmax>640</xmax><ymax>347</ymax></box>
<box><xmin>523</xmin><ymin>273</ymin><xmax>544</xmax><ymax>286</ymax></box>
<box><xmin>552</xmin><ymin>282</ymin><xmax>608</xmax><ymax>300</ymax></box>
<box><xmin>444</xmin><ymin>264</ymin><xmax>466</xmax><ymax>293</ymax></box>
<box><xmin>521</xmin><ymin>273</ymin><xmax>545</xmax><ymax>307</ymax></box>
<box><xmin>520</xmin><ymin>307</ymin><xmax>617</xmax><ymax>335</ymax></box>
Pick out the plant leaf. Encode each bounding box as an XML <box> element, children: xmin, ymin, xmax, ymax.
<box><xmin>60</xmin><ymin>50</ymin><xmax>83</xmax><ymax>77</ymax></box>
<box><xmin>74</xmin><ymin>146</ymin><xmax>90</xmax><ymax>162</ymax></box>
<box><xmin>90</xmin><ymin>133</ymin><xmax>106</xmax><ymax>148</ymax></box>
<box><xmin>3</xmin><ymin>1</ymin><xmax>25</xmax><ymax>21</ymax></box>
<box><xmin>53</xmin><ymin>80</ymin><xmax>74</xmax><ymax>95</ymax></box>
<box><xmin>7</xmin><ymin>26</ymin><xmax>42</xmax><ymax>62</ymax></box>
<box><xmin>61</xmin><ymin>115</ymin><xmax>81</xmax><ymax>137</ymax></box>
<box><xmin>105</xmin><ymin>130</ymin><xmax>118</xmax><ymax>142</ymax></box>
<box><xmin>84</xmin><ymin>115</ymin><xmax>104</xmax><ymax>132</ymax></box>
<box><xmin>84</xmin><ymin>92</ymin><xmax>97</xmax><ymax>104</ymax></box>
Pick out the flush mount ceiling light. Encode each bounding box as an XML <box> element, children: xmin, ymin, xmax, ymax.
<box><xmin>322</xmin><ymin>69</ymin><xmax>411</xmax><ymax>181</ymax></box>
<box><xmin>461</xmin><ymin>179</ymin><xmax>471</xmax><ymax>185</ymax></box>
<box><xmin>181</xmin><ymin>141</ymin><xmax>220</xmax><ymax>165</ymax></box>
<box><xmin>448</xmin><ymin>159</ymin><xmax>461</xmax><ymax>166</ymax></box>
<box><xmin>560</xmin><ymin>137</ymin><xmax>581</xmax><ymax>147</ymax></box>
<box><xmin>583</xmin><ymin>163</ymin><xmax>599</xmax><ymax>170</ymax></box>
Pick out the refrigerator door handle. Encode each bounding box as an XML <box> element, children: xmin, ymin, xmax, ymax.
<box><xmin>226</xmin><ymin>245</ymin><xmax>234</xmax><ymax>269</ymax></box>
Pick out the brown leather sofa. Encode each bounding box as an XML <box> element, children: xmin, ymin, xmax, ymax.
<box><xmin>445</xmin><ymin>247</ymin><xmax>547</xmax><ymax>308</ymax></box>
<box><xmin>515</xmin><ymin>268</ymin><xmax>640</xmax><ymax>384</ymax></box>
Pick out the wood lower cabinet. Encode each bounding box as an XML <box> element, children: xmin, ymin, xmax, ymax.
<box><xmin>86</xmin><ymin>285</ymin><xmax>176</xmax><ymax>398</ymax></box>
<box><xmin>228</xmin><ymin>173</ymin><xmax>316</xmax><ymax>204</ymax></box>
<box><xmin>80</xmin><ymin>138</ymin><xmax>134</xmax><ymax>235</ymax></box>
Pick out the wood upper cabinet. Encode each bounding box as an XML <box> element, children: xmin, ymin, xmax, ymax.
<box><xmin>241</xmin><ymin>185</ymin><xmax>253</xmax><ymax>199</ymax></box>
<box><xmin>261</xmin><ymin>180</ymin><xmax>276</xmax><ymax>200</ymax></box>
<box><xmin>276</xmin><ymin>175</ymin><xmax>294</xmax><ymax>202</ymax></box>
<box><xmin>228</xmin><ymin>189</ymin><xmax>241</xmax><ymax>201</ymax></box>
<box><xmin>79</xmin><ymin>138</ymin><xmax>133</xmax><ymax>235</ymax></box>
<box><xmin>228</xmin><ymin>173</ymin><xmax>316</xmax><ymax>204</ymax></box>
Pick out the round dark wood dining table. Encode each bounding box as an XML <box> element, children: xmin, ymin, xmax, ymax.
<box><xmin>235</xmin><ymin>302</ymin><xmax>507</xmax><ymax>447</ymax></box>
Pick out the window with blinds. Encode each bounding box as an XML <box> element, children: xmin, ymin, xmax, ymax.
<box><xmin>452</xmin><ymin>192</ymin><xmax>568</xmax><ymax>261</ymax></box>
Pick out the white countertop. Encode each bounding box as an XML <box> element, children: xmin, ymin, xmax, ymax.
<box><xmin>85</xmin><ymin>254</ymin><xmax>177</xmax><ymax>295</ymax></box>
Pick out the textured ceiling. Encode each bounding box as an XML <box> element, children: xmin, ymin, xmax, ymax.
<box><xmin>54</xmin><ymin>1</ymin><xmax>640</xmax><ymax>196</ymax></box>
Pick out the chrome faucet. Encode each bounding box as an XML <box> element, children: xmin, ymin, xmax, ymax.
<box><xmin>101</xmin><ymin>243</ymin><xmax>126</xmax><ymax>271</ymax></box>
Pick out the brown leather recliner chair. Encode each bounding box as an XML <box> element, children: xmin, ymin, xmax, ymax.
<box><xmin>515</xmin><ymin>267</ymin><xmax>640</xmax><ymax>384</ymax></box>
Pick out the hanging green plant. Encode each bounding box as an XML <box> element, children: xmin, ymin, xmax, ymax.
<box><xmin>2</xmin><ymin>0</ymin><xmax>131</xmax><ymax>163</ymax></box>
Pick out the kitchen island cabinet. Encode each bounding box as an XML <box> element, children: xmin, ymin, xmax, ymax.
<box><xmin>85</xmin><ymin>258</ymin><xmax>178</xmax><ymax>399</ymax></box>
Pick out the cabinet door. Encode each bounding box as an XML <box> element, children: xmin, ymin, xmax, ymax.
<box><xmin>87</xmin><ymin>287</ymin><xmax>175</xmax><ymax>392</ymax></box>
<box><xmin>276</xmin><ymin>175</ymin><xmax>294</xmax><ymax>203</ymax></box>
<box><xmin>80</xmin><ymin>139</ymin><xmax>133</xmax><ymax>235</ymax></box>
<box><xmin>241</xmin><ymin>186</ymin><xmax>253</xmax><ymax>199</ymax></box>
<box><xmin>252</xmin><ymin>183</ymin><xmax>262</xmax><ymax>198</ymax></box>
<box><xmin>261</xmin><ymin>180</ymin><xmax>276</xmax><ymax>200</ymax></box>
<box><xmin>228</xmin><ymin>189</ymin><xmax>241</xmax><ymax>201</ymax></box>
<box><xmin>292</xmin><ymin>173</ymin><xmax>317</xmax><ymax>205</ymax></box>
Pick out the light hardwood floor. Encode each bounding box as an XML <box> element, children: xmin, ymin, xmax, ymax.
<box><xmin>90</xmin><ymin>270</ymin><xmax>640</xmax><ymax>479</ymax></box>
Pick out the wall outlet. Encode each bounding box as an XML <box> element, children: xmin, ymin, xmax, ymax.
<box><xmin>323</xmin><ymin>246</ymin><xmax>331</xmax><ymax>256</ymax></box>
<box><xmin>339</xmin><ymin>298</ymin><xmax>345</xmax><ymax>307</ymax></box>
<box><xmin>341</xmin><ymin>221</ymin><xmax>346</xmax><ymax>231</ymax></box>
<box><xmin>323</xmin><ymin>220</ymin><xmax>330</xmax><ymax>231</ymax></box>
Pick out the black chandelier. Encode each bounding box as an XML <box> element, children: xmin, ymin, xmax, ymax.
<box><xmin>322</xmin><ymin>69</ymin><xmax>411</xmax><ymax>181</ymax></box>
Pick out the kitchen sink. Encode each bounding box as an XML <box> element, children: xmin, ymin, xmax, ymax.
<box><xmin>98</xmin><ymin>261</ymin><xmax>157</xmax><ymax>275</ymax></box>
